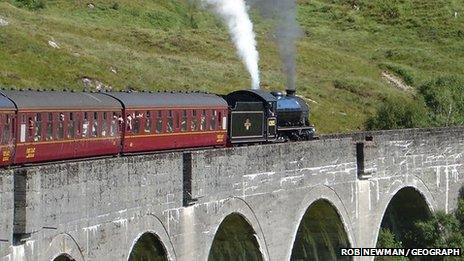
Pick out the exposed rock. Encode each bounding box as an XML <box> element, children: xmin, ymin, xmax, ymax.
<box><xmin>110</xmin><ymin>67</ymin><xmax>117</xmax><ymax>74</ymax></box>
<box><xmin>48</xmin><ymin>40</ymin><xmax>60</xmax><ymax>49</ymax></box>
<box><xmin>88</xmin><ymin>3</ymin><xmax>95</xmax><ymax>9</ymax></box>
<box><xmin>0</xmin><ymin>16</ymin><xmax>9</xmax><ymax>27</ymax></box>
<box><xmin>381</xmin><ymin>71</ymin><xmax>413</xmax><ymax>92</ymax></box>
<box><xmin>81</xmin><ymin>77</ymin><xmax>112</xmax><ymax>91</ymax></box>
<box><xmin>297</xmin><ymin>95</ymin><xmax>318</xmax><ymax>104</ymax></box>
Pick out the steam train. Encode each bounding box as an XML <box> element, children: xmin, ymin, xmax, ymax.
<box><xmin>0</xmin><ymin>88</ymin><xmax>314</xmax><ymax>167</ymax></box>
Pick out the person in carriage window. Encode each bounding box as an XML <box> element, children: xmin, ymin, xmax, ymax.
<box><xmin>126</xmin><ymin>114</ymin><xmax>133</xmax><ymax>132</ymax></box>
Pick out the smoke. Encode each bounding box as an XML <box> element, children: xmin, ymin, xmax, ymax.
<box><xmin>248</xmin><ymin>0</ymin><xmax>301</xmax><ymax>91</ymax></box>
<box><xmin>203</xmin><ymin>0</ymin><xmax>260</xmax><ymax>89</ymax></box>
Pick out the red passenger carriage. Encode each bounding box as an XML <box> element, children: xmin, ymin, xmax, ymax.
<box><xmin>104</xmin><ymin>91</ymin><xmax>228</xmax><ymax>153</ymax></box>
<box><xmin>0</xmin><ymin>95</ymin><xmax>16</xmax><ymax>167</ymax></box>
<box><xmin>0</xmin><ymin>90</ymin><xmax>122</xmax><ymax>164</ymax></box>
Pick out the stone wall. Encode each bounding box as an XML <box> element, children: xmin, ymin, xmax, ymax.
<box><xmin>0</xmin><ymin>127</ymin><xmax>462</xmax><ymax>261</ymax></box>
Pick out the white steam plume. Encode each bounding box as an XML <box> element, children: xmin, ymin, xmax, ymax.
<box><xmin>203</xmin><ymin>0</ymin><xmax>260</xmax><ymax>89</ymax></box>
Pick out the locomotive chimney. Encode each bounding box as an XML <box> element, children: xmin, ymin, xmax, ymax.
<box><xmin>286</xmin><ymin>89</ymin><xmax>296</xmax><ymax>96</ymax></box>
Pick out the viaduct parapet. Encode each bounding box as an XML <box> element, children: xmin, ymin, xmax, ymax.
<box><xmin>0</xmin><ymin>127</ymin><xmax>463</xmax><ymax>260</ymax></box>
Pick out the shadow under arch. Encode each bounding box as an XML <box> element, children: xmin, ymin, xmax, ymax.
<box><xmin>204</xmin><ymin>196</ymin><xmax>270</xmax><ymax>261</ymax></box>
<box><xmin>208</xmin><ymin>212</ymin><xmax>264</xmax><ymax>261</ymax></box>
<box><xmin>376</xmin><ymin>186</ymin><xmax>432</xmax><ymax>248</ymax></box>
<box><xmin>290</xmin><ymin>198</ymin><xmax>352</xmax><ymax>261</ymax></box>
<box><xmin>128</xmin><ymin>232</ymin><xmax>169</xmax><ymax>261</ymax></box>
<box><xmin>53</xmin><ymin>254</ymin><xmax>75</xmax><ymax>261</ymax></box>
<box><xmin>124</xmin><ymin>213</ymin><xmax>176</xmax><ymax>261</ymax></box>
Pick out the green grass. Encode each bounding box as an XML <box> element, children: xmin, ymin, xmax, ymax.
<box><xmin>0</xmin><ymin>0</ymin><xmax>463</xmax><ymax>133</ymax></box>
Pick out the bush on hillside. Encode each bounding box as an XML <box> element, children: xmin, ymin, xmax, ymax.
<box><xmin>12</xmin><ymin>0</ymin><xmax>45</xmax><ymax>10</ymax></box>
<box><xmin>419</xmin><ymin>76</ymin><xmax>464</xmax><ymax>127</ymax></box>
<box><xmin>366</xmin><ymin>96</ymin><xmax>427</xmax><ymax>130</ymax></box>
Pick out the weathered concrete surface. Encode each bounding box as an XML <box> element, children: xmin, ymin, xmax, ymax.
<box><xmin>0</xmin><ymin>127</ymin><xmax>462</xmax><ymax>261</ymax></box>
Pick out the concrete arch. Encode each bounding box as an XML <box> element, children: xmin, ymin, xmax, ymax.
<box><xmin>372</xmin><ymin>176</ymin><xmax>437</xmax><ymax>247</ymax></box>
<box><xmin>205</xmin><ymin>197</ymin><xmax>269</xmax><ymax>261</ymax></box>
<box><xmin>288</xmin><ymin>185</ymin><xmax>354</xmax><ymax>260</ymax></box>
<box><xmin>127</xmin><ymin>232</ymin><xmax>169</xmax><ymax>261</ymax></box>
<box><xmin>46</xmin><ymin>233</ymin><xmax>84</xmax><ymax>261</ymax></box>
<box><xmin>125</xmin><ymin>213</ymin><xmax>176</xmax><ymax>261</ymax></box>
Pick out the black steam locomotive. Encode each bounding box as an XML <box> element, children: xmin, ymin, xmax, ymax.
<box><xmin>225</xmin><ymin>89</ymin><xmax>315</xmax><ymax>144</ymax></box>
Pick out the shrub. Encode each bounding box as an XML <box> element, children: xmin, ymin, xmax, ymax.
<box><xmin>366</xmin><ymin>96</ymin><xmax>427</xmax><ymax>130</ymax></box>
<box><xmin>375</xmin><ymin>229</ymin><xmax>408</xmax><ymax>261</ymax></box>
<box><xmin>413</xmin><ymin>209</ymin><xmax>464</xmax><ymax>251</ymax></box>
<box><xmin>12</xmin><ymin>0</ymin><xmax>45</xmax><ymax>10</ymax></box>
<box><xmin>111</xmin><ymin>3</ymin><xmax>120</xmax><ymax>11</ymax></box>
<box><xmin>419</xmin><ymin>76</ymin><xmax>464</xmax><ymax>126</ymax></box>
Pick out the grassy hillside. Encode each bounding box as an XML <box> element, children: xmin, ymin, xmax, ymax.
<box><xmin>0</xmin><ymin>0</ymin><xmax>463</xmax><ymax>133</ymax></box>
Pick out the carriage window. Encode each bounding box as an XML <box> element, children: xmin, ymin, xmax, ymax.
<box><xmin>200</xmin><ymin>110</ymin><xmax>206</xmax><ymax>131</ymax></box>
<box><xmin>126</xmin><ymin>113</ymin><xmax>132</xmax><ymax>132</ymax></box>
<box><xmin>110</xmin><ymin>112</ymin><xmax>118</xmax><ymax>136</ymax></box>
<box><xmin>101</xmin><ymin>112</ymin><xmax>108</xmax><ymax>137</ymax></box>
<box><xmin>144</xmin><ymin>111</ymin><xmax>151</xmax><ymax>133</ymax></box>
<box><xmin>92</xmin><ymin>112</ymin><xmax>98</xmax><ymax>137</ymax></box>
<box><xmin>191</xmin><ymin>110</ymin><xmax>198</xmax><ymax>131</ymax></box>
<box><xmin>174</xmin><ymin>111</ymin><xmax>179</xmax><ymax>130</ymax></box>
<box><xmin>28</xmin><ymin>116</ymin><xmax>33</xmax><ymax>140</ymax></box>
<box><xmin>133</xmin><ymin>111</ymin><xmax>141</xmax><ymax>134</ymax></box>
<box><xmin>166</xmin><ymin>110</ymin><xmax>173</xmax><ymax>133</ymax></box>
<box><xmin>83</xmin><ymin>112</ymin><xmax>89</xmax><ymax>138</ymax></box>
<box><xmin>34</xmin><ymin>113</ymin><xmax>42</xmax><ymax>141</ymax></box>
<box><xmin>210</xmin><ymin>110</ymin><xmax>217</xmax><ymax>130</ymax></box>
<box><xmin>218</xmin><ymin>112</ymin><xmax>223</xmax><ymax>130</ymax></box>
<box><xmin>181</xmin><ymin>110</ymin><xmax>187</xmax><ymax>132</ymax></box>
<box><xmin>156</xmin><ymin>111</ymin><xmax>162</xmax><ymax>133</ymax></box>
<box><xmin>67</xmin><ymin>112</ymin><xmax>75</xmax><ymax>139</ymax></box>
<box><xmin>2</xmin><ymin>115</ymin><xmax>11</xmax><ymax>144</ymax></box>
<box><xmin>46</xmin><ymin>113</ymin><xmax>53</xmax><ymax>141</ymax></box>
<box><xmin>57</xmin><ymin>113</ymin><xmax>64</xmax><ymax>139</ymax></box>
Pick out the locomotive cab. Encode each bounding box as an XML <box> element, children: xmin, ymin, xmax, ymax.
<box><xmin>225</xmin><ymin>90</ymin><xmax>277</xmax><ymax>144</ymax></box>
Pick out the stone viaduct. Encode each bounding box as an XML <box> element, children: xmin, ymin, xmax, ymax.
<box><xmin>0</xmin><ymin>127</ymin><xmax>463</xmax><ymax>260</ymax></box>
